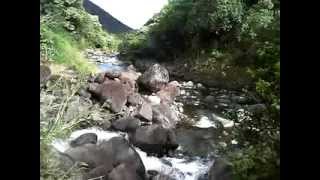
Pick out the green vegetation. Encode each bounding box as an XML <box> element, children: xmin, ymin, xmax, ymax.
<box><xmin>120</xmin><ymin>0</ymin><xmax>280</xmax><ymax>179</ymax></box>
<box><xmin>40</xmin><ymin>0</ymin><xmax>120</xmax><ymax>74</ymax></box>
<box><xmin>40</xmin><ymin>76</ymin><xmax>88</xmax><ymax>179</ymax></box>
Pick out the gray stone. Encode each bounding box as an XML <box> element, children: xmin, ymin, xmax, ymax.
<box><xmin>129</xmin><ymin>124</ymin><xmax>178</xmax><ymax>156</ymax></box>
<box><xmin>88</xmin><ymin>81</ymin><xmax>128</xmax><ymax>113</ymax></box>
<box><xmin>111</xmin><ymin>117</ymin><xmax>141</xmax><ymax>132</ymax></box>
<box><xmin>127</xmin><ymin>93</ymin><xmax>144</xmax><ymax>106</ymax></box>
<box><xmin>139</xmin><ymin>64</ymin><xmax>169</xmax><ymax>92</ymax></box>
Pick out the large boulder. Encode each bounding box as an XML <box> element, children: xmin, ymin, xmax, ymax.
<box><xmin>139</xmin><ymin>64</ymin><xmax>169</xmax><ymax>92</ymax></box>
<box><xmin>111</xmin><ymin>117</ymin><xmax>141</xmax><ymax>132</ymax></box>
<box><xmin>208</xmin><ymin>158</ymin><xmax>234</xmax><ymax>180</ymax></box>
<box><xmin>156</xmin><ymin>81</ymin><xmax>181</xmax><ymax>104</ymax></box>
<box><xmin>65</xmin><ymin>137</ymin><xmax>146</xmax><ymax>179</ymax></box>
<box><xmin>88</xmin><ymin>81</ymin><xmax>128</xmax><ymax>113</ymax></box>
<box><xmin>152</xmin><ymin>103</ymin><xmax>179</xmax><ymax>129</ymax></box>
<box><xmin>129</xmin><ymin>124</ymin><xmax>178</xmax><ymax>156</ymax></box>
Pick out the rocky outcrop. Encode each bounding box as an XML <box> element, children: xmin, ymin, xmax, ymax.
<box><xmin>139</xmin><ymin>64</ymin><xmax>169</xmax><ymax>92</ymax></box>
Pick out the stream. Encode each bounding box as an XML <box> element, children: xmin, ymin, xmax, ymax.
<box><xmin>52</xmin><ymin>50</ymin><xmax>257</xmax><ymax>180</ymax></box>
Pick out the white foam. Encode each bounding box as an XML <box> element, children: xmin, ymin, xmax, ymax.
<box><xmin>52</xmin><ymin>127</ymin><xmax>123</xmax><ymax>153</ymax></box>
<box><xmin>194</xmin><ymin>115</ymin><xmax>216</xmax><ymax>128</ymax></box>
<box><xmin>211</xmin><ymin>113</ymin><xmax>234</xmax><ymax>128</ymax></box>
<box><xmin>135</xmin><ymin>147</ymin><xmax>212</xmax><ymax>180</ymax></box>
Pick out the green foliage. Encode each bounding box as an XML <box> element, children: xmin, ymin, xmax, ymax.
<box><xmin>41</xmin><ymin>0</ymin><xmax>120</xmax><ymax>51</ymax></box>
<box><xmin>121</xmin><ymin>0</ymin><xmax>280</xmax><ymax>179</ymax></box>
<box><xmin>40</xmin><ymin>22</ymin><xmax>97</xmax><ymax>74</ymax></box>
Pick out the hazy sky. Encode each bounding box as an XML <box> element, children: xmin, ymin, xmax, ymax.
<box><xmin>90</xmin><ymin>0</ymin><xmax>168</xmax><ymax>29</ymax></box>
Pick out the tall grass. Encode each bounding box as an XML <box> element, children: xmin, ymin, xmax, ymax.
<box><xmin>40</xmin><ymin>75</ymin><xmax>90</xmax><ymax>179</ymax></box>
<box><xmin>41</xmin><ymin>24</ymin><xmax>97</xmax><ymax>75</ymax></box>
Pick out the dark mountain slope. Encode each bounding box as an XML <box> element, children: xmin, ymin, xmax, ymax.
<box><xmin>83</xmin><ymin>0</ymin><xmax>133</xmax><ymax>33</ymax></box>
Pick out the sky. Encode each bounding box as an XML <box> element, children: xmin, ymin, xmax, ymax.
<box><xmin>90</xmin><ymin>0</ymin><xmax>168</xmax><ymax>29</ymax></box>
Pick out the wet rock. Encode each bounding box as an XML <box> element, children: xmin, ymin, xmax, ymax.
<box><xmin>128</xmin><ymin>93</ymin><xmax>144</xmax><ymax>106</ymax></box>
<box><xmin>136</xmin><ymin>102</ymin><xmax>153</xmax><ymax>121</ymax></box>
<box><xmin>129</xmin><ymin>124</ymin><xmax>178</xmax><ymax>156</ymax></box>
<box><xmin>208</xmin><ymin>158</ymin><xmax>234</xmax><ymax>180</ymax></box>
<box><xmin>70</xmin><ymin>133</ymin><xmax>98</xmax><ymax>147</ymax></box>
<box><xmin>152</xmin><ymin>103</ymin><xmax>179</xmax><ymax>129</ymax></box>
<box><xmin>111</xmin><ymin>117</ymin><xmax>141</xmax><ymax>132</ymax></box>
<box><xmin>139</xmin><ymin>64</ymin><xmax>169</xmax><ymax>92</ymax></box>
<box><xmin>40</xmin><ymin>65</ymin><xmax>51</xmax><ymax>84</ymax></box>
<box><xmin>88</xmin><ymin>81</ymin><xmax>128</xmax><ymax>113</ymax></box>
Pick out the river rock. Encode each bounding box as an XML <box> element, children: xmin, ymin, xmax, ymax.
<box><xmin>139</xmin><ymin>64</ymin><xmax>169</xmax><ymax>92</ymax></box>
<box><xmin>88</xmin><ymin>81</ymin><xmax>128</xmax><ymax>113</ymax></box>
<box><xmin>94</xmin><ymin>72</ymin><xmax>107</xmax><ymax>84</ymax></box>
<box><xmin>70</xmin><ymin>133</ymin><xmax>98</xmax><ymax>147</ymax></box>
<box><xmin>135</xmin><ymin>102</ymin><xmax>153</xmax><ymax>121</ymax></box>
<box><xmin>111</xmin><ymin>117</ymin><xmax>141</xmax><ymax>132</ymax></box>
<box><xmin>66</xmin><ymin>137</ymin><xmax>145</xmax><ymax>179</ymax></box>
<box><xmin>129</xmin><ymin>124</ymin><xmax>178</xmax><ymax>156</ymax></box>
<box><xmin>157</xmin><ymin>81</ymin><xmax>180</xmax><ymax>104</ymax></box>
<box><xmin>128</xmin><ymin>93</ymin><xmax>144</xmax><ymax>106</ymax></box>
<box><xmin>152</xmin><ymin>103</ymin><xmax>179</xmax><ymax>129</ymax></box>
<box><xmin>40</xmin><ymin>65</ymin><xmax>51</xmax><ymax>84</ymax></box>
<box><xmin>208</xmin><ymin>158</ymin><xmax>234</xmax><ymax>180</ymax></box>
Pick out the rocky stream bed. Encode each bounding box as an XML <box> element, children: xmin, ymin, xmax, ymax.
<box><xmin>41</xmin><ymin>49</ymin><xmax>266</xmax><ymax>180</ymax></box>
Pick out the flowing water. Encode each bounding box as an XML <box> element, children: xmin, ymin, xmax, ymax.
<box><xmin>52</xmin><ymin>53</ymin><xmax>251</xmax><ymax>179</ymax></box>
